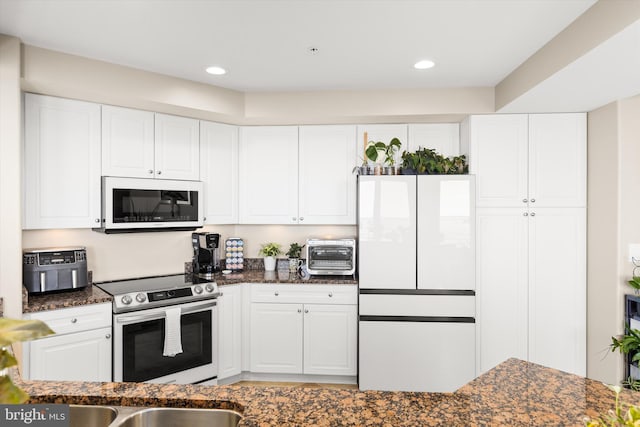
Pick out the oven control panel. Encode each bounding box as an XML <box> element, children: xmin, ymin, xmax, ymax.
<box><xmin>113</xmin><ymin>283</ymin><xmax>219</xmax><ymax>312</ymax></box>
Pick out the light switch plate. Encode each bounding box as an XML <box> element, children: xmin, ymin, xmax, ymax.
<box><xmin>629</xmin><ymin>244</ymin><xmax>640</xmax><ymax>262</ymax></box>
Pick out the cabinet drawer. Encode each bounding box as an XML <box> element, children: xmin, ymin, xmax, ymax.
<box><xmin>251</xmin><ymin>284</ymin><xmax>357</xmax><ymax>305</ymax></box>
<box><xmin>359</xmin><ymin>294</ymin><xmax>475</xmax><ymax>317</ymax></box>
<box><xmin>25</xmin><ymin>302</ymin><xmax>112</xmax><ymax>335</ymax></box>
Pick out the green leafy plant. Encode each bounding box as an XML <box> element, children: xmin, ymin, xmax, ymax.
<box><xmin>258</xmin><ymin>242</ymin><xmax>282</xmax><ymax>257</ymax></box>
<box><xmin>628</xmin><ymin>277</ymin><xmax>640</xmax><ymax>293</ymax></box>
<box><xmin>365</xmin><ymin>138</ymin><xmax>402</xmax><ymax>166</ymax></box>
<box><xmin>400</xmin><ymin>149</ymin><xmax>468</xmax><ymax>175</ymax></box>
<box><xmin>0</xmin><ymin>318</ymin><xmax>54</xmax><ymax>404</ymax></box>
<box><xmin>584</xmin><ymin>385</ymin><xmax>640</xmax><ymax>426</ymax></box>
<box><xmin>286</xmin><ymin>243</ymin><xmax>304</xmax><ymax>259</ymax></box>
<box><xmin>611</xmin><ymin>327</ymin><xmax>640</xmax><ymax>365</ymax></box>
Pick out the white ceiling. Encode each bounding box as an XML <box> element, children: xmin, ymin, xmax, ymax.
<box><xmin>0</xmin><ymin>0</ymin><xmax>597</xmax><ymax>93</ymax></box>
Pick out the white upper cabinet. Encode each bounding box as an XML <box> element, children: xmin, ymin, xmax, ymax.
<box><xmin>298</xmin><ymin>125</ymin><xmax>357</xmax><ymax>224</ymax></box>
<box><xmin>24</xmin><ymin>93</ymin><xmax>101</xmax><ymax>229</ymax></box>
<box><xmin>102</xmin><ymin>105</ymin><xmax>155</xmax><ymax>178</ymax></box>
<box><xmin>239</xmin><ymin>126</ymin><xmax>299</xmax><ymax>224</ymax></box>
<box><xmin>468</xmin><ymin>114</ymin><xmax>529</xmax><ymax>208</ymax></box>
<box><xmin>154</xmin><ymin>113</ymin><xmax>200</xmax><ymax>180</ymax></box>
<box><xmin>200</xmin><ymin>121</ymin><xmax>239</xmax><ymax>224</ymax></box>
<box><xmin>528</xmin><ymin>114</ymin><xmax>586</xmax><ymax>208</ymax></box>
<box><xmin>468</xmin><ymin>113</ymin><xmax>586</xmax><ymax>208</ymax></box>
<box><xmin>407</xmin><ymin>123</ymin><xmax>460</xmax><ymax>157</ymax></box>
<box><xmin>102</xmin><ymin>107</ymin><xmax>200</xmax><ymax>180</ymax></box>
<box><xmin>357</xmin><ymin>124</ymin><xmax>408</xmax><ymax>163</ymax></box>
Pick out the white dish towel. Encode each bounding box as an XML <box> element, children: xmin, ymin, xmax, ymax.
<box><xmin>163</xmin><ymin>306</ymin><xmax>183</xmax><ymax>357</ymax></box>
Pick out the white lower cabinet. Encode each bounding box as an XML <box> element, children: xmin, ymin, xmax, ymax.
<box><xmin>249</xmin><ymin>284</ymin><xmax>357</xmax><ymax>376</ymax></box>
<box><xmin>250</xmin><ymin>303</ymin><xmax>304</xmax><ymax>374</ymax></box>
<box><xmin>217</xmin><ymin>284</ymin><xmax>243</xmax><ymax>380</ymax></box>
<box><xmin>23</xmin><ymin>302</ymin><xmax>112</xmax><ymax>382</ymax></box>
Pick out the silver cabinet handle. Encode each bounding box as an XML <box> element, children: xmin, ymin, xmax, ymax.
<box><xmin>523</xmin><ymin>212</ymin><xmax>528</xmax><ymax>217</ymax></box>
<box><xmin>105</xmin><ymin>334</ymin><xmax>111</xmax><ymax>339</ymax></box>
<box><xmin>304</xmin><ymin>309</ymin><xmax>309</xmax><ymax>313</ymax></box>
<box><xmin>219</xmin><ymin>292</ymin><xmax>224</xmax><ymax>297</ymax></box>
<box><xmin>94</xmin><ymin>218</ymin><xmax>100</xmax><ymax>223</ymax></box>
<box><xmin>530</xmin><ymin>212</ymin><xmax>536</xmax><ymax>217</ymax></box>
<box><xmin>71</xmin><ymin>318</ymin><xmax>77</xmax><ymax>323</ymax></box>
<box><xmin>274</xmin><ymin>291</ymin><xmax>279</xmax><ymax>296</ymax></box>
<box><xmin>292</xmin><ymin>217</ymin><xmax>297</xmax><ymax>221</ymax></box>
<box><xmin>297</xmin><ymin>308</ymin><xmax>302</xmax><ymax>313</ymax></box>
<box><xmin>299</xmin><ymin>217</ymin><xmax>304</xmax><ymax>221</ymax></box>
<box><xmin>157</xmin><ymin>170</ymin><xmax>162</xmax><ymax>175</ymax></box>
<box><xmin>203</xmin><ymin>217</ymin><xmax>207</xmax><ymax>222</ymax></box>
<box><xmin>328</xmin><ymin>292</ymin><xmax>333</xmax><ymax>297</ymax></box>
<box><xmin>530</xmin><ymin>199</ymin><xmax>536</xmax><ymax>203</ymax></box>
<box><xmin>522</xmin><ymin>198</ymin><xmax>528</xmax><ymax>203</ymax></box>
<box><xmin>148</xmin><ymin>169</ymin><xmax>153</xmax><ymax>174</ymax></box>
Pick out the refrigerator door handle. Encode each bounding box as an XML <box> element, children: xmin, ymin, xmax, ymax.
<box><xmin>359</xmin><ymin>315</ymin><xmax>475</xmax><ymax>323</ymax></box>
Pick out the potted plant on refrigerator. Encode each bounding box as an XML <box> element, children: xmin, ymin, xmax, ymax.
<box><xmin>286</xmin><ymin>243</ymin><xmax>305</xmax><ymax>273</ymax></box>
<box><xmin>365</xmin><ymin>138</ymin><xmax>402</xmax><ymax>175</ymax></box>
<box><xmin>259</xmin><ymin>242</ymin><xmax>282</xmax><ymax>272</ymax></box>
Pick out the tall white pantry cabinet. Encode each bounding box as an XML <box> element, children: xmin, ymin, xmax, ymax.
<box><xmin>467</xmin><ymin>113</ymin><xmax>587</xmax><ymax>376</ymax></box>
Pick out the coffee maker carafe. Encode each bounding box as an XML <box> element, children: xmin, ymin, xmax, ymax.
<box><xmin>192</xmin><ymin>232</ymin><xmax>221</xmax><ymax>276</ymax></box>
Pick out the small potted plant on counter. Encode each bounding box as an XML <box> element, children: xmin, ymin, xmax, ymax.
<box><xmin>259</xmin><ymin>242</ymin><xmax>282</xmax><ymax>272</ymax></box>
<box><xmin>286</xmin><ymin>242</ymin><xmax>305</xmax><ymax>273</ymax></box>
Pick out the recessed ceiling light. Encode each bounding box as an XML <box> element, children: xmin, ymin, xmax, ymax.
<box><xmin>205</xmin><ymin>66</ymin><xmax>226</xmax><ymax>75</ymax></box>
<box><xmin>414</xmin><ymin>60</ymin><xmax>435</xmax><ymax>70</ymax></box>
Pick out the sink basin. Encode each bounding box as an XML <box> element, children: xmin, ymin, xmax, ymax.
<box><xmin>69</xmin><ymin>405</ymin><xmax>118</xmax><ymax>427</ymax></box>
<box><xmin>117</xmin><ymin>408</ymin><xmax>242</xmax><ymax>427</ymax></box>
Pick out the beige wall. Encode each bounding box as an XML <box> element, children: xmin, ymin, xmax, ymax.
<box><xmin>587</xmin><ymin>93</ymin><xmax>640</xmax><ymax>385</ymax></box>
<box><xmin>22</xmin><ymin>224</ymin><xmax>356</xmax><ymax>282</ymax></box>
<box><xmin>0</xmin><ymin>35</ymin><xmax>23</xmax><ymax>319</ymax></box>
<box><xmin>496</xmin><ymin>0</ymin><xmax>640</xmax><ymax>110</ymax></box>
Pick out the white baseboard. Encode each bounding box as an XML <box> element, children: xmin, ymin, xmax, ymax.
<box><xmin>217</xmin><ymin>371</ymin><xmax>357</xmax><ymax>386</ymax></box>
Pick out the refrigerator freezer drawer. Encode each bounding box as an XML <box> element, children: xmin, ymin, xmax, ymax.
<box><xmin>359</xmin><ymin>294</ymin><xmax>475</xmax><ymax>317</ymax></box>
<box><xmin>359</xmin><ymin>320</ymin><xmax>476</xmax><ymax>392</ymax></box>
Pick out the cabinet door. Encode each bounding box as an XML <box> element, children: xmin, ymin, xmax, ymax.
<box><xmin>528</xmin><ymin>114</ymin><xmax>586</xmax><ymax>208</ymax></box>
<box><xmin>24</xmin><ymin>94</ymin><xmax>101</xmax><ymax>229</ymax></box>
<box><xmin>407</xmin><ymin>123</ymin><xmax>460</xmax><ymax>157</ymax></box>
<box><xmin>469</xmin><ymin>115</ymin><xmax>528</xmax><ymax>207</ymax></box>
<box><xmin>239</xmin><ymin>126</ymin><xmax>299</xmax><ymax>224</ymax></box>
<box><xmin>303</xmin><ymin>304</ymin><xmax>357</xmax><ymax>376</ymax></box>
<box><xmin>358</xmin><ymin>176</ymin><xmax>417</xmax><ymax>289</ymax></box>
<box><xmin>102</xmin><ymin>105</ymin><xmax>155</xmax><ymax>178</ymax></box>
<box><xmin>356</xmin><ymin>124</ymin><xmax>408</xmax><ymax>164</ymax></box>
<box><xmin>28</xmin><ymin>327</ymin><xmax>112</xmax><ymax>381</ymax></box>
<box><xmin>528</xmin><ymin>208</ymin><xmax>586</xmax><ymax>376</ymax></box>
<box><xmin>218</xmin><ymin>284</ymin><xmax>243</xmax><ymax>380</ymax></box>
<box><xmin>200</xmin><ymin>121</ymin><xmax>239</xmax><ymax>224</ymax></box>
<box><xmin>476</xmin><ymin>208</ymin><xmax>528</xmax><ymax>374</ymax></box>
<box><xmin>298</xmin><ymin>125</ymin><xmax>357</xmax><ymax>225</ymax></box>
<box><xmin>250</xmin><ymin>303</ymin><xmax>303</xmax><ymax>373</ymax></box>
<box><xmin>417</xmin><ymin>175</ymin><xmax>475</xmax><ymax>290</ymax></box>
<box><xmin>154</xmin><ymin>113</ymin><xmax>200</xmax><ymax>180</ymax></box>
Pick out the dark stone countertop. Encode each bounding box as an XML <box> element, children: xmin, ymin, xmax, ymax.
<box><xmin>21</xmin><ymin>271</ymin><xmax>355</xmax><ymax>314</ymax></box>
<box><xmin>17</xmin><ymin>358</ymin><xmax>640</xmax><ymax>426</ymax></box>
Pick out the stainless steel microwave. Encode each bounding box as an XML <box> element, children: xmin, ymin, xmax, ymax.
<box><xmin>95</xmin><ymin>176</ymin><xmax>204</xmax><ymax>233</ymax></box>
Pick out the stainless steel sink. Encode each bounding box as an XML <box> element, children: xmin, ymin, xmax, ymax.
<box><xmin>68</xmin><ymin>405</ymin><xmax>242</xmax><ymax>427</ymax></box>
<box><xmin>69</xmin><ymin>405</ymin><xmax>118</xmax><ymax>427</ymax></box>
<box><xmin>117</xmin><ymin>407</ymin><xmax>242</xmax><ymax>427</ymax></box>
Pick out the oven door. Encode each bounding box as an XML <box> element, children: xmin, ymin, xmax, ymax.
<box><xmin>113</xmin><ymin>299</ymin><xmax>217</xmax><ymax>384</ymax></box>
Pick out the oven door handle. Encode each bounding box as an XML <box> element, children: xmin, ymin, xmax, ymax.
<box><xmin>115</xmin><ymin>301</ymin><xmax>217</xmax><ymax>324</ymax></box>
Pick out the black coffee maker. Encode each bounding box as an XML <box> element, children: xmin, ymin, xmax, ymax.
<box><xmin>192</xmin><ymin>232</ymin><xmax>221</xmax><ymax>276</ymax></box>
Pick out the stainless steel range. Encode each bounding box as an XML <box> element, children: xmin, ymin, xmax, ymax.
<box><xmin>97</xmin><ymin>274</ymin><xmax>219</xmax><ymax>385</ymax></box>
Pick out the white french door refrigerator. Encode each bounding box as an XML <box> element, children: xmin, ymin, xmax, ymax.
<box><xmin>358</xmin><ymin>175</ymin><xmax>476</xmax><ymax>392</ymax></box>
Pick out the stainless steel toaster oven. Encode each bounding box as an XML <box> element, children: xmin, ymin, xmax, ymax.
<box><xmin>306</xmin><ymin>239</ymin><xmax>356</xmax><ymax>276</ymax></box>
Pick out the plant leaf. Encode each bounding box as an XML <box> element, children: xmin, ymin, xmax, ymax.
<box><xmin>0</xmin><ymin>375</ymin><xmax>29</xmax><ymax>404</ymax></box>
<box><xmin>0</xmin><ymin>349</ymin><xmax>18</xmax><ymax>370</ymax></box>
<box><xmin>0</xmin><ymin>318</ymin><xmax>54</xmax><ymax>347</ymax></box>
